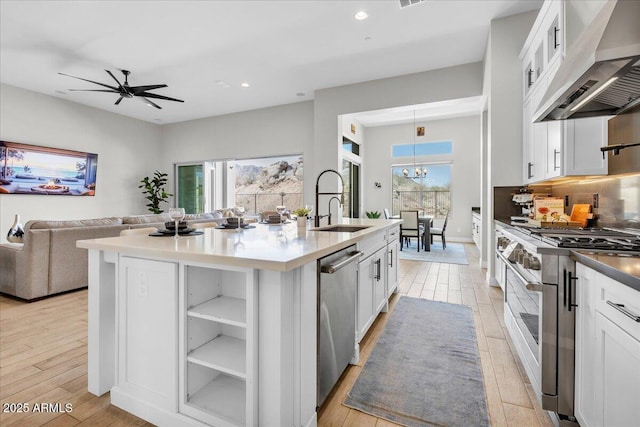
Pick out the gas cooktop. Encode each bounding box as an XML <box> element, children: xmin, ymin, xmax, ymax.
<box><xmin>514</xmin><ymin>227</ymin><xmax>640</xmax><ymax>252</ymax></box>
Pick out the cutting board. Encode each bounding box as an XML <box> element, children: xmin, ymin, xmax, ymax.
<box><xmin>570</xmin><ymin>204</ymin><xmax>592</xmax><ymax>227</ymax></box>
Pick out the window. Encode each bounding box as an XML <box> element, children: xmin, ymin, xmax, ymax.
<box><xmin>391</xmin><ymin>162</ymin><xmax>452</xmax><ymax>218</ymax></box>
<box><xmin>233</xmin><ymin>155</ymin><xmax>303</xmax><ymax>214</ymax></box>
<box><xmin>392</xmin><ymin>141</ymin><xmax>452</xmax><ymax>157</ymax></box>
<box><xmin>342</xmin><ymin>136</ymin><xmax>360</xmax><ymax>156</ymax></box>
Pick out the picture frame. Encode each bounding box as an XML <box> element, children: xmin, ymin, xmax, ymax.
<box><xmin>417</xmin><ymin>126</ymin><xmax>425</xmax><ymax>137</ymax></box>
<box><xmin>350</xmin><ymin>123</ymin><xmax>356</xmax><ymax>134</ymax></box>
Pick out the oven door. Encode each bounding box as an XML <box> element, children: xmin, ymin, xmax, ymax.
<box><xmin>503</xmin><ymin>255</ymin><xmax>543</xmax><ymax>362</ymax></box>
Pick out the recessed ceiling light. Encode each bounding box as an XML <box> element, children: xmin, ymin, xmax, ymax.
<box><xmin>296</xmin><ymin>92</ymin><xmax>305</xmax><ymax>97</ymax></box>
<box><xmin>364</xmin><ymin>36</ymin><xmax>372</xmax><ymax>41</ymax></box>
<box><xmin>354</xmin><ymin>11</ymin><xmax>368</xmax><ymax>20</ymax></box>
<box><xmin>241</xmin><ymin>82</ymin><xmax>250</xmax><ymax>88</ymax></box>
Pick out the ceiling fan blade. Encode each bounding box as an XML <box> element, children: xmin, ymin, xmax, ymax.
<box><xmin>68</xmin><ymin>89</ymin><xmax>120</xmax><ymax>93</ymax></box>
<box><xmin>140</xmin><ymin>97</ymin><xmax>162</xmax><ymax>109</ymax></box>
<box><xmin>105</xmin><ymin>70</ymin><xmax>126</xmax><ymax>92</ymax></box>
<box><xmin>114</xmin><ymin>96</ymin><xmax>124</xmax><ymax>105</ymax></box>
<box><xmin>136</xmin><ymin>92</ymin><xmax>184</xmax><ymax>103</ymax></box>
<box><xmin>129</xmin><ymin>84</ymin><xmax>167</xmax><ymax>94</ymax></box>
<box><xmin>58</xmin><ymin>72</ymin><xmax>119</xmax><ymax>91</ymax></box>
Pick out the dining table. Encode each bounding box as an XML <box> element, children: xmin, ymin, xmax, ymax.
<box><xmin>391</xmin><ymin>214</ymin><xmax>434</xmax><ymax>251</ymax></box>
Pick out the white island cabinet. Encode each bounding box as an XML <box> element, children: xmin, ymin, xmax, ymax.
<box><xmin>78</xmin><ymin>218</ymin><xmax>401</xmax><ymax>427</ymax></box>
<box><xmin>575</xmin><ymin>263</ymin><xmax>640</xmax><ymax>427</ymax></box>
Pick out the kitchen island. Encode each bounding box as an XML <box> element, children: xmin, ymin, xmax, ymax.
<box><xmin>77</xmin><ymin>218</ymin><xmax>401</xmax><ymax>427</ymax></box>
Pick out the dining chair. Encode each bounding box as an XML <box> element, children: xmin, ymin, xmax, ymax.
<box><xmin>383</xmin><ymin>208</ymin><xmax>391</xmax><ymax>219</ymax></box>
<box><xmin>399</xmin><ymin>210</ymin><xmax>424</xmax><ymax>252</ymax></box>
<box><xmin>430</xmin><ymin>211</ymin><xmax>449</xmax><ymax>249</ymax></box>
<box><xmin>120</xmin><ymin>227</ymin><xmax>158</xmax><ymax>236</ymax></box>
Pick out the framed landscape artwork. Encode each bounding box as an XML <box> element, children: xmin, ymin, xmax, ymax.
<box><xmin>0</xmin><ymin>141</ymin><xmax>98</xmax><ymax>196</ymax></box>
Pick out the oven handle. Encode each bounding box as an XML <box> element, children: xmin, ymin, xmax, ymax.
<box><xmin>497</xmin><ymin>251</ymin><xmax>543</xmax><ymax>291</ymax></box>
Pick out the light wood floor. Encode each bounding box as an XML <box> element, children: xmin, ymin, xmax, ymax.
<box><xmin>0</xmin><ymin>243</ymin><xmax>553</xmax><ymax>427</ymax></box>
<box><xmin>318</xmin><ymin>243</ymin><xmax>554</xmax><ymax>427</ymax></box>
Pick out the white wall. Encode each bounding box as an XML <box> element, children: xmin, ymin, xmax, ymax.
<box><xmin>0</xmin><ymin>84</ymin><xmax>162</xmax><ymax>238</ymax></box>
<box><xmin>484</xmin><ymin>11</ymin><xmax>537</xmax><ymax>280</ymax></box>
<box><xmin>312</xmin><ymin>62</ymin><xmax>484</xmax><ymax>215</ymax></box>
<box><xmin>159</xmin><ymin>101</ymin><xmax>314</xmax><ymax>201</ymax></box>
<box><xmin>363</xmin><ymin>115</ymin><xmax>481</xmax><ymax>241</ymax></box>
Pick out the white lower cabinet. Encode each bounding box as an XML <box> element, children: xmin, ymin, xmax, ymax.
<box><xmin>357</xmin><ymin>253</ymin><xmax>375</xmax><ymax>342</ymax></box>
<box><xmin>357</xmin><ymin>243</ymin><xmax>387</xmax><ymax>342</ymax></box>
<box><xmin>180</xmin><ymin>263</ymin><xmax>258</xmax><ymax>427</ymax></box>
<box><xmin>373</xmin><ymin>247</ymin><xmax>387</xmax><ymax>314</ymax></box>
<box><xmin>387</xmin><ymin>237</ymin><xmax>399</xmax><ymax>297</ymax></box>
<box><xmin>575</xmin><ymin>263</ymin><xmax>640</xmax><ymax>427</ymax></box>
<box><xmin>117</xmin><ymin>257</ymin><xmax>179</xmax><ymax>410</ymax></box>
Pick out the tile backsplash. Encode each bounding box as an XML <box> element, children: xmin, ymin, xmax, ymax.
<box><xmin>547</xmin><ymin>174</ymin><xmax>640</xmax><ymax>230</ymax></box>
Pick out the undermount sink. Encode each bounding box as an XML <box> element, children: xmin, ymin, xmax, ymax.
<box><xmin>314</xmin><ymin>225</ymin><xmax>372</xmax><ymax>233</ymax></box>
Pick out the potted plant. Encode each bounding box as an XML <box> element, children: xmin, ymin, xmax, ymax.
<box><xmin>365</xmin><ymin>211</ymin><xmax>381</xmax><ymax>219</ymax></box>
<box><xmin>292</xmin><ymin>207</ymin><xmax>312</xmax><ymax>227</ymax></box>
<box><xmin>139</xmin><ymin>170</ymin><xmax>173</xmax><ymax>214</ymax></box>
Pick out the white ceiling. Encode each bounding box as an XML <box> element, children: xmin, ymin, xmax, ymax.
<box><xmin>0</xmin><ymin>0</ymin><xmax>542</xmax><ymax>125</ymax></box>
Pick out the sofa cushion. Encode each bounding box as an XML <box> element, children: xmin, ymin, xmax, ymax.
<box><xmin>184</xmin><ymin>213</ymin><xmax>214</xmax><ymax>220</ymax></box>
<box><xmin>27</xmin><ymin>217</ymin><xmax>123</xmax><ymax>230</ymax></box>
<box><xmin>122</xmin><ymin>213</ymin><xmax>172</xmax><ymax>224</ymax></box>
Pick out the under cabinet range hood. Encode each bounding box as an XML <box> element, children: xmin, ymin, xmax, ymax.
<box><xmin>535</xmin><ymin>0</ymin><xmax>640</xmax><ymax>122</ymax></box>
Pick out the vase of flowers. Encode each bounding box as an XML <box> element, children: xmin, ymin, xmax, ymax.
<box><xmin>293</xmin><ymin>207</ymin><xmax>312</xmax><ymax>228</ymax></box>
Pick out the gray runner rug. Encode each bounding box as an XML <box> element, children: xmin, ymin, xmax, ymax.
<box><xmin>344</xmin><ymin>297</ymin><xmax>489</xmax><ymax>427</ymax></box>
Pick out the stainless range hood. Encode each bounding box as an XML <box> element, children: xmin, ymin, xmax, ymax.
<box><xmin>535</xmin><ymin>0</ymin><xmax>640</xmax><ymax>122</ymax></box>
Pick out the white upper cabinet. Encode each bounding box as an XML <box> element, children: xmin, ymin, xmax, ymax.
<box><xmin>520</xmin><ymin>0</ymin><xmax>608</xmax><ymax>184</ymax></box>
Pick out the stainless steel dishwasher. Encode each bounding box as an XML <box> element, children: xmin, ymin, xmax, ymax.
<box><xmin>317</xmin><ymin>245</ymin><xmax>362</xmax><ymax>407</ymax></box>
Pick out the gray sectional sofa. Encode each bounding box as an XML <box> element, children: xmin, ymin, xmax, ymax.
<box><xmin>0</xmin><ymin>212</ymin><xmax>224</xmax><ymax>300</ymax></box>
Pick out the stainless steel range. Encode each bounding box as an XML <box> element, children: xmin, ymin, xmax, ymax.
<box><xmin>495</xmin><ymin>224</ymin><xmax>640</xmax><ymax>426</ymax></box>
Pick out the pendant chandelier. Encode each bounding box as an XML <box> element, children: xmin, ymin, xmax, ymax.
<box><xmin>402</xmin><ymin>110</ymin><xmax>429</xmax><ymax>179</ymax></box>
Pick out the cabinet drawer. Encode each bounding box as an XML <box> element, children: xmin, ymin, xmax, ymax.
<box><xmin>358</xmin><ymin>230</ymin><xmax>386</xmax><ymax>260</ymax></box>
<box><xmin>595</xmin><ymin>272</ymin><xmax>640</xmax><ymax>342</ymax></box>
<box><xmin>386</xmin><ymin>226</ymin><xmax>400</xmax><ymax>242</ymax></box>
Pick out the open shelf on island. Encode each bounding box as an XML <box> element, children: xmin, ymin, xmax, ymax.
<box><xmin>187</xmin><ymin>374</ymin><xmax>246</xmax><ymax>426</ymax></box>
<box><xmin>188</xmin><ymin>296</ymin><xmax>246</xmax><ymax>327</ymax></box>
<box><xmin>188</xmin><ymin>335</ymin><xmax>246</xmax><ymax>378</ymax></box>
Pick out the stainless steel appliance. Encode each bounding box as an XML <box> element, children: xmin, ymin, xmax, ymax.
<box><xmin>495</xmin><ymin>224</ymin><xmax>640</xmax><ymax>426</ymax></box>
<box><xmin>536</xmin><ymin>0</ymin><xmax>640</xmax><ymax>121</ymax></box>
<box><xmin>317</xmin><ymin>246</ymin><xmax>362</xmax><ymax>407</ymax></box>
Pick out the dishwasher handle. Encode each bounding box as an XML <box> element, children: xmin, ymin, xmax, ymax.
<box><xmin>320</xmin><ymin>251</ymin><xmax>363</xmax><ymax>274</ymax></box>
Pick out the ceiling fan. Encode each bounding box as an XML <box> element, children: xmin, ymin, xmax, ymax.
<box><xmin>58</xmin><ymin>69</ymin><xmax>184</xmax><ymax>109</ymax></box>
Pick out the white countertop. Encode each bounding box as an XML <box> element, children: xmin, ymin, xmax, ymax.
<box><xmin>77</xmin><ymin>218</ymin><xmax>402</xmax><ymax>271</ymax></box>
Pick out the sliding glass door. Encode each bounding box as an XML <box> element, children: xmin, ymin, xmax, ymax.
<box><xmin>342</xmin><ymin>159</ymin><xmax>360</xmax><ymax>218</ymax></box>
<box><xmin>176</xmin><ymin>163</ymin><xmax>204</xmax><ymax>214</ymax></box>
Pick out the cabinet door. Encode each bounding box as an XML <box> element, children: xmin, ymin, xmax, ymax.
<box><xmin>373</xmin><ymin>248</ymin><xmax>386</xmax><ymax>314</ymax></box>
<box><xmin>593</xmin><ymin>312</ymin><xmax>640</xmax><ymax>427</ymax></box>
<box><xmin>532</xmin><ymin>120</ymin><xmax>547</xmax><ymax>183</ymax></box>
<box><xmin>565</xmin><ymin>117</ymin><xmax>609</xmax><ymax>176</ymax></box>
<box><xmin>574</xmin><ymin>264</ymin><xmax>597</xmax><ymax>427</ymax></box>
<box><xmin>547</xmin><ymin>14</ymin><xmax>562</xmax><ymax>63</ymax></box>
<box><xmin>523</xmin><ymin>99</ymin><xmax>535</xmax><ymax>184</ymax></box>
<box><xmin>357</xmin><ymin>256</ymin><xmax>374</xmax><ymax>341</ymax></box>
<box><xmin>386</xmin><ymin>239</ymin><xmax>399</xmax><ymax>297</ymax></box>
<box><xmin>118</xmin><ymin>257</ymin><xmax>178</xmax><ymax>410</ymax></box>
<box><xmin>545</xmin><ymin>121</ymin><xmax>563</xmax><ymax>179</ymax></box>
